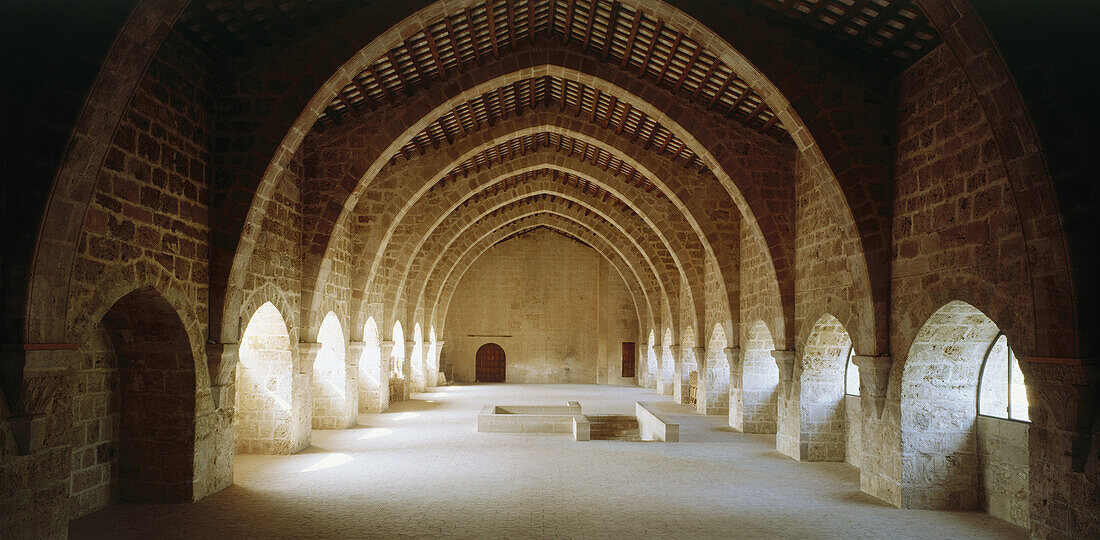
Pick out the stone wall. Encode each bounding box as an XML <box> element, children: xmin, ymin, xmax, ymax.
<box><xmin>845</xmin><ymin>395</ymin><xmax>862</xmax><ymax>469</ymax></box>
<box><xmin>443</xmin><ymin>229</ymin><xmax>636</xmax><ymax>383</ymax></box>
<box><xmin>62</xmin><ymin>30</ymin><xmax>218</xmax><ymax>523</ymax></box>
<box><xmin>738</xmin><ymin>321</ymin><xmax>779</xmax><ymax>434</ymax></box>
<box><xmin>977</xmin><ymin>416</ymin><xmax>1029</xmax><ymax>528</ymax></box>
<box><xmin>602</xmin><ymin>258</ymin><xmax>641</xmax><ymax>386</ymax></box>
<box><xmin>69</xmin><ymin>329</ymin><xmax>119</xmax><ymax>519</ymax></box>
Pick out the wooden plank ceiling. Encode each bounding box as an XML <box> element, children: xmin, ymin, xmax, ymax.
<box><xmin>177</xmin><ymin>0</ymin><xmax>940</xmax><ymax>152</ymax></box>
<box><xmin>402</xmin><ymin>75</ymin><xmax>706</xmax><ymax>171</ymax></box>
<box><xmin>751</xmin><ymin>0</ymin><xmax>940</xmax><ymax>64</ymax></box>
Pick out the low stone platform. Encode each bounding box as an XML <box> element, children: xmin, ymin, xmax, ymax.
<box><xmin>477</xmin><ymin>401</ymin><xmax>584</xmax><ymax>435</ymax></box>
<box><xmin>478</xmin><ymin>400</ymin><xmax>678</xmax><ymax>442</ymax></box>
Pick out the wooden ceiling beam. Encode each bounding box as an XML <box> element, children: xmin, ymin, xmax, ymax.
<box><xmin>465</xmin><ymin>7</ymin><xmax>482</xmax><ymax>64</ymax></box>
<box><xmin>386</xmin><ymin>51</ymin><xmax>410</xmax><ymax>92</ymax></box>
<box><xmin>798</xmin><ymin>0</ymin><xmax>832</xmax><ymax>30</ymax></box>
<box><xmin>656</xmin><ymin>131</ymin><xmax>672</xmax><ymax>156</ymax></box>
<box><xmin>761</xmin><ymin>112</ymin><xmax>781</xmax><ymax>132</ymax></box>
<box><xmin>591</xmin><ymin>90</ymin><xmax>601</xmax><ymax>124</ymax></box>
<box><xmin>620</xmin><ymin>9</ymin><xmax>641</xmax><ymax>68</ymax></box>
<box><xmin>528</xmin><ymin>0</ymin><xmax>537</xmax><ymax>42</ymax></box>
<box><xmin>424</xmin><ymin>27</ymin><xmax>447</xmax><ymax>79</ymax></box>
<box><xmin>674</xmin><ymin>42</ymin><xmax>702</xmax><ymax>93</ymax></box>
<box><xmin>602</xmin><ymin>1</ymin><xmax>620</xmax><ymax>60</ymax></box>
<box><xmin>469</xmin><ymin>101</ymin><xmax>482</xmax><ymax>131</ymax></box>
<box><xmin>349</xmin><ymin>77</ymin><xmax>376</xmax><ymax>110</ymax></box>
<box><xmin>444</xmin><ymin>14</ymin><xmax>465</xmax><ymax>73</ymax></box>
<box><xmin>454</xmin><ymin>107</ymin><xmax>469</xmax><ymax>137</ymax></box>
<box><xmin>336</xmin><ymin>92</ymin><xmax>355</xmax><ymax>113</ymax></box>
<box><xmin>602</xmin><ymin>95</ymin><xmax>617</xmax><ymax>129</ymax></box>
<box><xmin>657</xmin><ymin>31</ymin><xmax>682</xmax><ymax>84</ymax></box>
<box><xmin>639</xmin><ymin>19</ymin><xmax>663</xmax><ymax>78</ymax></box>
<box><xmin>744</xmin><ymin>100</ymin><xmax>767</xmax><ymax>123</ymax></box>
<box><xmin>513</xmin><ymin>81</ymin><xmax>525</xmax><ymax>116</ymax></box>
<box><xmin>495</xmin><ymin>87</ymin><xmax>507</xmax><ymax>121</ymax></box>
<box><xmin>506</xmin><ymin>0</ymin><xmax>518</xmax><ymax>50</ymax></box>
<box><xmin>727</xmin><ymin>88</ymin><xmax>751</xmax><ymax>116</ymax></box>
<box><xmin>548</xmin><ymin>0</ymin><xmax>557</xmax><ymax>37</ymax></box>
<box><xmin>831</xmin><ymin>0</ymin><xmax>872</xmax><ymax>33</ymax></box>
<box><xmin>691</xmin><ymin>54</ymin><xmax>718</xmax><ymax>100</ymax></box>
<box><xmin>708</xmin><ymin>71</ymin><xmax>735</xmax><ymax>110</ymax></box>
<box><xmin>528</xmin><ymin>77</ymin><xmax>537</xmax><ymax>113</ymax></box>
<box><xmin>564</xmin><ymin>0</ymin><xmax>576</xmax><ymax>43</ymax></box>
<box><xmin>368</xmin><ymin>65</ymin><xmax>394</xmax><ymax>101</ymax></box>
<box><xmin>616</xmin><ymin>103</ymin><xmax>631</xmax><ymax>134</ymax></box>
<box><xmin>851</xmin><ymin>1</ymin><xmax>906</xmax><ymax>42</ymax></box>
<box><xmin>582</xmin><ymin>0</ymin><xmax>598</xmax><ymax>50</ymax></box>
<box><xmin>404</xmin><ymin>39</ymin><xmax>426</xmax><ymax>85</ymax></box>
<box><xmin>487</xmin><ymin>1</ymin><xmax>500</xmax><ymax>59</ymax></box>
<box><xmin>878</xmin><ymin>14</ymin><xmax>925</xmax><ymax>57</ymax></box>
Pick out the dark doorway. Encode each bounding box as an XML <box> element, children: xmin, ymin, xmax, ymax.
<box><xmin>622</xmin><ymin>342</ymin><xmax>636</xmax><ymax>378</ymax></box>
<box><xmin>475</xmin><ymin>343</ymin><xmax>506</xmax><ymax>382</ymax></box>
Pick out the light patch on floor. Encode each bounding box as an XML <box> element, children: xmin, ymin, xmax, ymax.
<box><xmin>70</xmin><ymin>384</ymin><xmax>1026</xmax><ymax>539</ymax></box>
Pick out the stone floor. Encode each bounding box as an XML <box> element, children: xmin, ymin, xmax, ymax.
<box><xmin>71</xmin><ymin>384</ymin><xmax>1026</xmax><ymax>539</ymax></box>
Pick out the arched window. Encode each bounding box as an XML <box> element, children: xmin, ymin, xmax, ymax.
<box><xmin>843</xmin><ymin>346</ymin><xmax>859</xmax><ymax>396</ymax></box>
<box><xmin>977</xmin><ymin>333</ymin><xmax>1029</xmax><ymax>422</ymax></box>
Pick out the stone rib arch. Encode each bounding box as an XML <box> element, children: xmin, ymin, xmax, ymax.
<box><xmin>299</xmin><ymin>57</ymin><xmax>788</xmax><ymax>324</ymax></box>
<box><xmin>299</xmin><ymin>61</ymin><xmax>792</xmax><ymax>340</ymax></box>
<box><xmin>422</xmin><ymin>205</ymin><xmax>660</xmax><ymax>337</ymax></box>
<box><xmin>418</xmin><ymin>210</ymin><xmax>653</xmax><ymax>338</ymax></box>
<box><xmin>389</xmin><ymin>192</ymin><xmax>677</xmax><ymax>339</ymax></box>
<box><xmin>381</xmin><ymin>183</ymin><xmax>683</xmax><ymax>334</ymax></box>
<box><xmin>379</xmin><ymin>169</ymin><xmax>705</xmax><ymax>341</ymax></box>
<box><xmin>779</xmin><ymin>313</ymin><xmax>853</xmax><ymax>463</ymax></box>
<box><xmin>319</xmin><ymin>117</ymin><xmax>745</xmax><ymax>346</ymax></box>
<box><xmin>308</xmin><ymin>83</ymin><xmax>780</xmax><ymax>350</ymax></box>
<box><xmin>422</xmin><ymin>208</ymin><xmax>654</xmax><ymax>336</ymax></box>
<box><xmin>345</xmin><ymin>145</ymin><xmax>712</xmax><ymax>339</ymax></box>
<box><xmin>431</xmin><ymin>213</ymin><xmax>647</xmax><ymax>339</ymax></box>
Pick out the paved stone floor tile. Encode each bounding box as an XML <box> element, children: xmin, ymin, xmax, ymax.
<box><xmin>70</xmin><ymin>384</ymin><xmax>1025</xmax><ymax>539</ymax></box>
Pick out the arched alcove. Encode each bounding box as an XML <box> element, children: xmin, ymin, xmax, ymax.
<box><xmin>236</xmin><ymin>302</ymin><xmax>297</xmax><ymax>454</ymax></box>
<box><xmin>312</xmin><ymin>312</ymin><xmax>353</xmax><ymax>429</ymax></box>
<box><xmin>428</xmin><ymin>326</ymin><xmax>439</xmax><ymax>386</ymax></box>
<box><xmin>391</xmin><ymin>321</ymin><xmax>405</xmax><ymax>403</ymax></box>
<box><xmin>901</xmin><ymin>300</ymin><xmax>1030</xmax><ymax>528</ymax></box>
<box><xmin>411</xmin><ymin>323</ymin><xmax>425</xmax><ymax>393</ymax></box>
<box><xmin>778</xmin><ymin>314</ymin><xmax>851</xmax><ymax>462</ymax></box>
<box><xmin>646</xmin><ymin>329</ymin><xmax>658</xmax><ymax>388</ymax></box>
<box><xmin>70</xmin><ymin>287</ymin><xmax>196</xmax><ymax>517</ymax></box>
<box><xmin>660</xmin><ymin>327</ymin><xmax>675</xmax><ymax>395</ymax></box>
<box><xmin>359</xmin><ymin>316</ymin><xmax>383</xmax><ymax>413</ymax></box>
<box><xmin>678</xmin><ymin>326</ymin><xmax>698</xmax><ymax>405</ymax></box>
<box><xmin>735</xmin><ymin>321</ymin><xmax>780</xmax><ymax>434</ymax></box>
<box><xmin>700</xmin><ymin>324</ymin><xmax>730</xmax><ymax>415</ymax></box>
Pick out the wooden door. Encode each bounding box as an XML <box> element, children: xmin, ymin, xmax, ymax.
<box><xmin>621</xmin><ymin>342</ymin><xmax>636</xmax><ymax>378</ymax></box>
<box><xmin>475</xmin><ymin>343</ymin><xmax>506</xmax><ymax>382</ymax></box>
